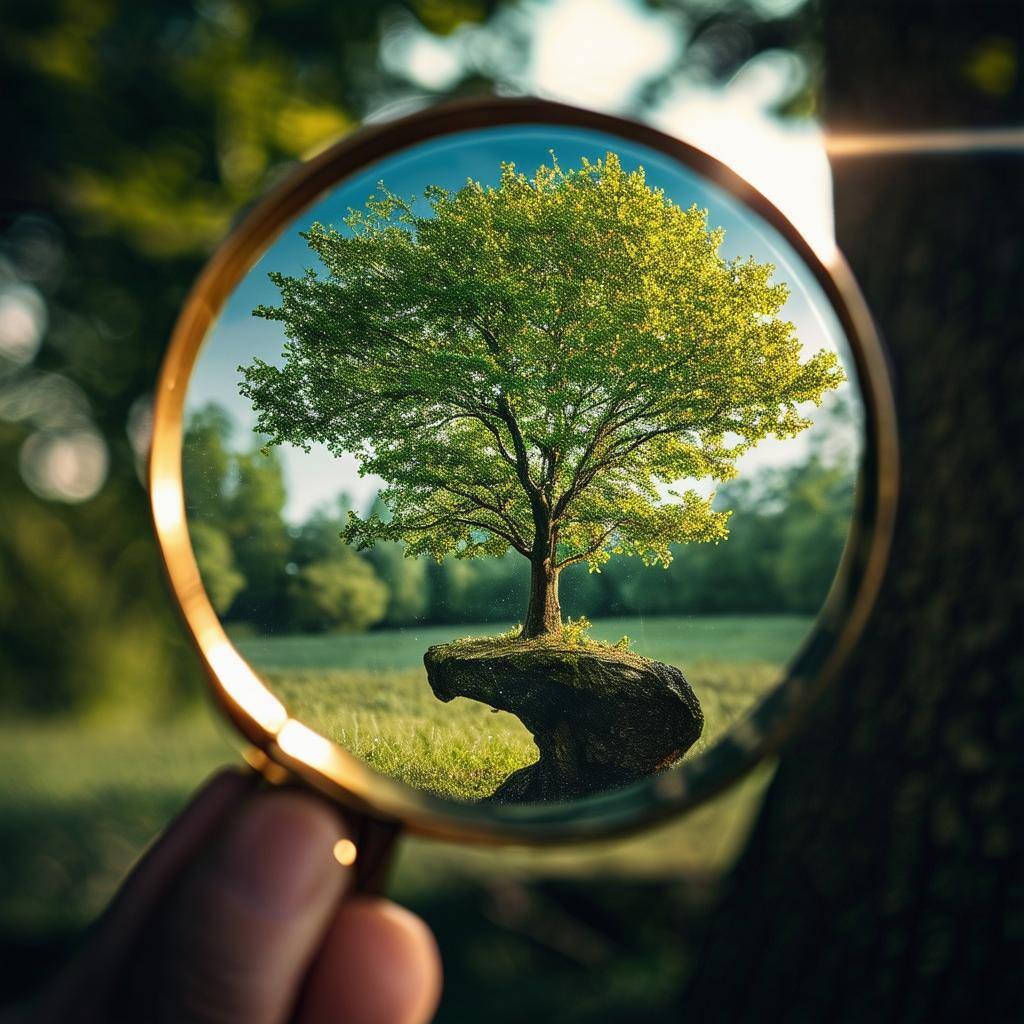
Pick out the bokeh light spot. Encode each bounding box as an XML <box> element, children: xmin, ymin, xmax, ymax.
<box><xmin>19</xmin><ymin>429</ymin><xmax>109</xmax><ymax>503</ymax></box>
<box><xmin>333</xmin><ymin>838</ymin><xmax>358</xmax><ymax>867</ymax></box>
<box><xmin>0</xmin><ymin>284</ymin><xmax>47</xmax><ymax>367</ymax></box>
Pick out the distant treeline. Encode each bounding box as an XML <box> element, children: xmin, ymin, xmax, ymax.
<box><xmin>184</xmin><ymin>403</ymin><xmax>857</xmax><ymax>634</ymax></box>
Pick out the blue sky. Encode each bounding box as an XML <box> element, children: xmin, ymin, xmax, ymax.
<box><xmin>187</xmin><ymin>123</ymin><xmax>856</xmax><ymax>523</ymax></box>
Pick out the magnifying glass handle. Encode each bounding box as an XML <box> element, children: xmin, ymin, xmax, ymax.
<box><xmin>349</xmin><ymin>815</ymin><xmax>402</xmax><ymax>895</ymax></box>
<box><xmin>243</xmin><ymin>750</ymin><xmax>401</xmax><ymax>895</ymax></box>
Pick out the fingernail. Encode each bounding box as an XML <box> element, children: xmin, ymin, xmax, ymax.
<box><xmin>218</xmin><ymin>792</ymin><xmax>345</xmax><ymax>915</ymax></box>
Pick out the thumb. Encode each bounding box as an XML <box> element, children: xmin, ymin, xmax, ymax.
<box><xmin>125</xmin><ymin>788</ymin><xmax>349</xmax><ymax>1024</ymax></box>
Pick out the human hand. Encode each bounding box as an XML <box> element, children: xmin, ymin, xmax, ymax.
<box><xmin>6</xmin><ymin>769</ymin><xmax>442</xmax><ymax>1024</ymax></box>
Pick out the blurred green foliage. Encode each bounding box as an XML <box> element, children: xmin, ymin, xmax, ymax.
<box><xmin>189</xmin><ymin>520</ymin><xmax>246</xmax><ymax>612</ymax></box>
<box><xmin>0</xmin><ymin>0</ymin><xmax>512</xmax><ymax>718</ymax></box>
<box><xmin>287</xmin><ymin>554</ymin><xmax>390</xmax><ymax>632</ymax></box>
<box><xmin>0</xmin><ymin>0</ymin><xmax>819</xmax><ymax>1016</ymax></box>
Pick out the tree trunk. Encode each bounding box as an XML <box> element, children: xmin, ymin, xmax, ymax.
<box><xmin>522</xmin><ymin>554</ymin><xmax>562</xmax><ymax>638</ymax></box>
<box><xmin>679</xmin><ymin>3</ymin><xmax>1024</xmax><ymax>1021</ymax></box>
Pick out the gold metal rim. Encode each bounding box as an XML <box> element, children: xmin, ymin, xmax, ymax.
<box><xmin>150</xmin><ymin>96</ymin><xmax>899</xmax><ymax>845</ymax></box>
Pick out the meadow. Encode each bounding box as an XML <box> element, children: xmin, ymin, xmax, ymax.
<box><xmin>238</xmin><ymin>615</ymin><xmax>805</xmax><ymax>801</ymax></box>
<box><xmin>1</xmin><ymin>614</ymin><xmax>808</xmax><ymax>936</ymax></box>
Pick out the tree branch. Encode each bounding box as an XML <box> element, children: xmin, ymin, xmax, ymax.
<box><xmin>469</xmin><ymin>318</ymin><xmax>545</xmax><ymax>504</ymax></box>
<box><xmin>433</xmin><ymin>481</ymin><xmax>532</xmax><ymax>553</ymax></box>
<box><xmin>554</xmin><ymin>522</ymin><xmax>623</xmax><ymax>569</ymax></box>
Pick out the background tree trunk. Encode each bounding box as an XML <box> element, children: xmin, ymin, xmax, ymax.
<box><xmin>680</xmin><ymin>2</ymin><xmax>1024</xmax><ymax>1020</ymax></box>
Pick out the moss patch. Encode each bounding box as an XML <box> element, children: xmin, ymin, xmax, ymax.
<box><xmin>431</xmin><ymin>627</ymin><xmax>651</xmax><ymax>672</ymax></box>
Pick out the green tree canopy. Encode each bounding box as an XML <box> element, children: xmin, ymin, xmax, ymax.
<box><xmin>241</xmin><ymin>153</ymin><xmax>844</xmax><ymax>636</ymax></box>
<box><xmin>222</xmin><ymin>446</ymin><xmax>290</xmax><ymax>627</ymax></box>
<box><xmin>363</xmin><ymin>495</ymin><xmax>429</xmax><ymax>625</ymax></box>
<box><xmin>188</xmin><ymin>521</ymin><xmax>246</xmax><ymax>615</ymax></box>
<box><xmin>183</xmin><ymin>403</ymin><xmax>235</xmax><ymax>525</ymax></box>
<box><xmin>287</xmin><ymin>553</ymin><xmax>389</xmax><ymax>633</ymax></box>
<box><xmin>290</xmin><ymin>495</ymin><xmax>355</xmax><ymax>567</ymax></box>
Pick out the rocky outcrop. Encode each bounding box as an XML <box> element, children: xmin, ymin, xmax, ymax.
<box><xmin>424</xmin><ymin>638</ymin><xmax>703</xmax><ymax>803</ymax></box>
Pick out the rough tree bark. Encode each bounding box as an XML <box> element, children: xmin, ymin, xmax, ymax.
<box><xmin>680</xmin><ymin>2</ymin><xmax>1024</xmax><ymax>1020</ymax></box>
<box><xmin>522</xmin><ymin>552</ymin><xmax>562</xmax><ymax>638</ymax></box>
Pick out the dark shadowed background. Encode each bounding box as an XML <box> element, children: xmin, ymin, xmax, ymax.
<box><xmin>1</xmin><ymin>1</ymin><xmax>1021</xmax><ymax>1020</ymax></box>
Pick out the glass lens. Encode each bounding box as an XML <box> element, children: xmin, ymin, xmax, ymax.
<box><xmin>182</xmin><ymin>122</ymin><xmax>863</xmax><ymax>808</ymax></box>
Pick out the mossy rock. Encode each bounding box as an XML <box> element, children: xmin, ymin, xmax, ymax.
<box><xmin>423</xmin><ymin>637</ymin><xmax>703</xmax><ymax>803</ymax></box>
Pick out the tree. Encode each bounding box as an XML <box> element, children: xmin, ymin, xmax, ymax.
<box><xmin>188</xmin><ymin>521</ymin><xmax>245</xmax><ymax>614</ymax></box>
<box><xmin>774</xmin><ymin>455</ymin><xmax>855</xmax><ymax>612</ymax></box>
<box><xmin>361</xmin><ymin>494</ymin><xmax>429</xmax><ymax>625</ymax></box>
<box><xmin>366</xmin><ymin>540</ymin><xmax>429</xmax><ymax>625</ymax></box>
<box><xmin>287</xmin><ymin>551</ymin><xmax>388</xmax><ymax>633</ymax></box>
<box><xmin>288</xmin><ymin>494</ymin><xmax>393</xmax><ymax>632</ymax></box>
<box><xmin>183</xmin><ymin>402</ymin><xmax>235</xmax><ymax>524</ymax></box>
<box><xmin>182</xmin><ymin>403</ymin><xmax>291</xmax><ymax>627</ymax></box>
<box><xmin>223</xmin><ymin>446</ymin><xmax>290</xmax><ymax>628</ymax></box>
<box><xmin>241</xmin><ymin>154</ymin><xmax>843</xmax><ymax>637</ymax></box>
<box><xmin>290</xmin><ymin>494</ymin><xmax>355</xmax><ymax>567</ymax></box>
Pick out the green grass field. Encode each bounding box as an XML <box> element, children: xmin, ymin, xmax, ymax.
<box><xmin>1</xmin><ymin>615</ymin><xmax>808</xmax><ymax>935</ymax></box>
<box><xmin>239</xmin><ymin>615</ymin><xmax>807</xmax><ymax>802</ymax></box>
<box><xmin>234</xmin><ymin>614</ymin><xmax>812</xmax><ymax>672</ymax></box>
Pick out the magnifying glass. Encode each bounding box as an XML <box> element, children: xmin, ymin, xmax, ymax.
<box><xmin>150</xmin><ymin>97</ymin><xmax>897</xmax><ymax>884</ymax></box>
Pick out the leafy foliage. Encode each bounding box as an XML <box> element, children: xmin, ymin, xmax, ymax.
<box><xmin>560</xmin><ymin>615</ymin><xmax>594</xmax><ymax>646</ymax></box>
<box><xmin>241</xmin><ymin>154</ymin><xmax>843</xmax><ymax>627</ymax></box>
<box><xmin>183</xmin><ymin>406</ymin><xmax>394</xmax><ymax>632</ymax></box>
<box><xmin>287</xmin><ymin>553</ymin><xmax>389</xmax><ymax>633</ymax></box>
<box><xmin>188</xmin><ymin>522</ymin><xmax>245</xmax><ymax>614</ymax></box>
